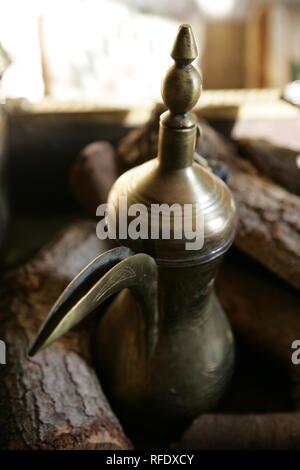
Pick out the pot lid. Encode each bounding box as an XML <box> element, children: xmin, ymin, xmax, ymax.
<box><xmin>107</xmin><ymin>24</ymin><xmax>236</xmax><ymax>266</ymax></box>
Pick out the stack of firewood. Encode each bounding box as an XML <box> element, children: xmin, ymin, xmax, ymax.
<box><xmin>1</xmin><ymin>104</ymin><xmax>300</xmax><ymax>449</ymax></box>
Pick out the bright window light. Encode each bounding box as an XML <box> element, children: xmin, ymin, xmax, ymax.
<box><xmin>196</xmin><ymin>0</ymin><xmax>235</xmax><ymax>19</ymax></box>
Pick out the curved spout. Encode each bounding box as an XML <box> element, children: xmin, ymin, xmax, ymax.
<box><xmin>28</xmin><ymin>248</ymin><xmax>159</xmax><ymax>359</ymax></box>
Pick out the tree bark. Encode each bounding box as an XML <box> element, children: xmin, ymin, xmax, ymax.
<box><xmin>237</xmin><ymin>138</ymin><xmax>300</xmax><ymax>196</ymax></box>
<box><xmin>0</xmin><ymin>220</ymin><xmax>132</xmax><ymax>450</ymax></box>
<box><xmin>228</xmin><ymin>160</ymin><xmax>300</xmax><ymax>291</ymax></box>
<box><xmin>185</xmin><ymin>120</ymin><xmax>300</xmax><ymax>292</ymax></box>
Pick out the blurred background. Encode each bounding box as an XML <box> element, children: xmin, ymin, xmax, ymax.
<box><xmin>1</xmin><ymin>0</ymin><xmax>300</xmax><ymax>104</ymax></box>
<box><xmin>0</xmin><ymin>0</ymin><xmax>300</xmax><ymax>267</ymax></box>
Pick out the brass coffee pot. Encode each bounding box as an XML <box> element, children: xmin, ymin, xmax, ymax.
<box><xmin>29</xmin><ymin>25</ymin><xmax>236</xmax><ymax>439</ymax></box>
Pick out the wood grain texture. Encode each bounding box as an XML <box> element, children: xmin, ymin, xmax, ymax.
<box><xmin>224</xmin><ymin>147</ymin><xmax>300</xmax><ymax>291</ymax></box>
<box><xmin>237</xmin><ymin>138</ymin><xmax>300</xmax><ymax>195</ymax></box>
<box><xmin>0</xmin><ymin>220</ymin><xmax>131</xmax><ymax>450</ymax></box>
<box><xmin>186</xmin><ymin>119</ymin><xmax>300</xmax><ymax>292</ymax></box>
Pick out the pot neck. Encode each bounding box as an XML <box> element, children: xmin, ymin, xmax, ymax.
<box><xmin>158</xmin><ymin>121</ymin><xmax>197</xmax><ymax>171</ymax></box>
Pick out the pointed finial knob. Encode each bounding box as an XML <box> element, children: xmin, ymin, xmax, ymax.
<box><xmin>161</xmin><ymin>24</ymin><xmax>202</xmax><ymax>124</ymax></box>
<box><xmin>171</xmin><ymin>23</ymin><xmax>198</xmax><ymax>63</ymax></box>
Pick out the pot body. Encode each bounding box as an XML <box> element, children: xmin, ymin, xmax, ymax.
<box><xmin>93</xmin><ymin>256</ymin><xmax>234</xmax><ymax>438</ymax></box>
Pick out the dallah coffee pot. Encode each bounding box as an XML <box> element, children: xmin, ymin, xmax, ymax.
<box><xmin>29</xmin><ymin>24</ymin><xmax>236</xmax><ymax>439</ymax></box>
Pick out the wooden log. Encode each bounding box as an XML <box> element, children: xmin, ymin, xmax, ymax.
<box><xmin>69</xmin><ymin>141</ymin><xmax>117</xmax><ymax>216</ymax></box>
<box><xmin>0</xmin><ymin>220</ymin><xmax>132</xmax><ymax>450</ymax></box>
<box><xmin>179</xmin><ymin>413</ymin><xmax>300</xmax><ymax>450</ymax></box>
<box><xmin>117</xmin><ymin>105</ymin><xmax>300</xmax><ymax>290</ymax></box>
<box><xmin>216</xmin><ymin>250</ymin><xmax>300</xmax><ymax>408</ymax></box>
<box><xmin>177</xmin><ymin>251</ymin><xmax>300</xmax><ymax>450</ymax></box>
<box><xmin>229</xmin><ymin>164</ymin><xmax>300</xmax><ymax>291</ymax></box>
<box><xmin>237</xmin><ymin>138</ymin><xmax>300</xmax><ymax>195</ymax></box>
<box><xmin>187</xmin><ymin>121</ymin><xmax>300</xmax><ymax>292</ymax></box>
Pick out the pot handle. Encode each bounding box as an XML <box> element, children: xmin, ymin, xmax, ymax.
<box><xmin>28</xmin><ymin>247</ymin><xmax>159</xmax><ymax>359</ymax></box>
